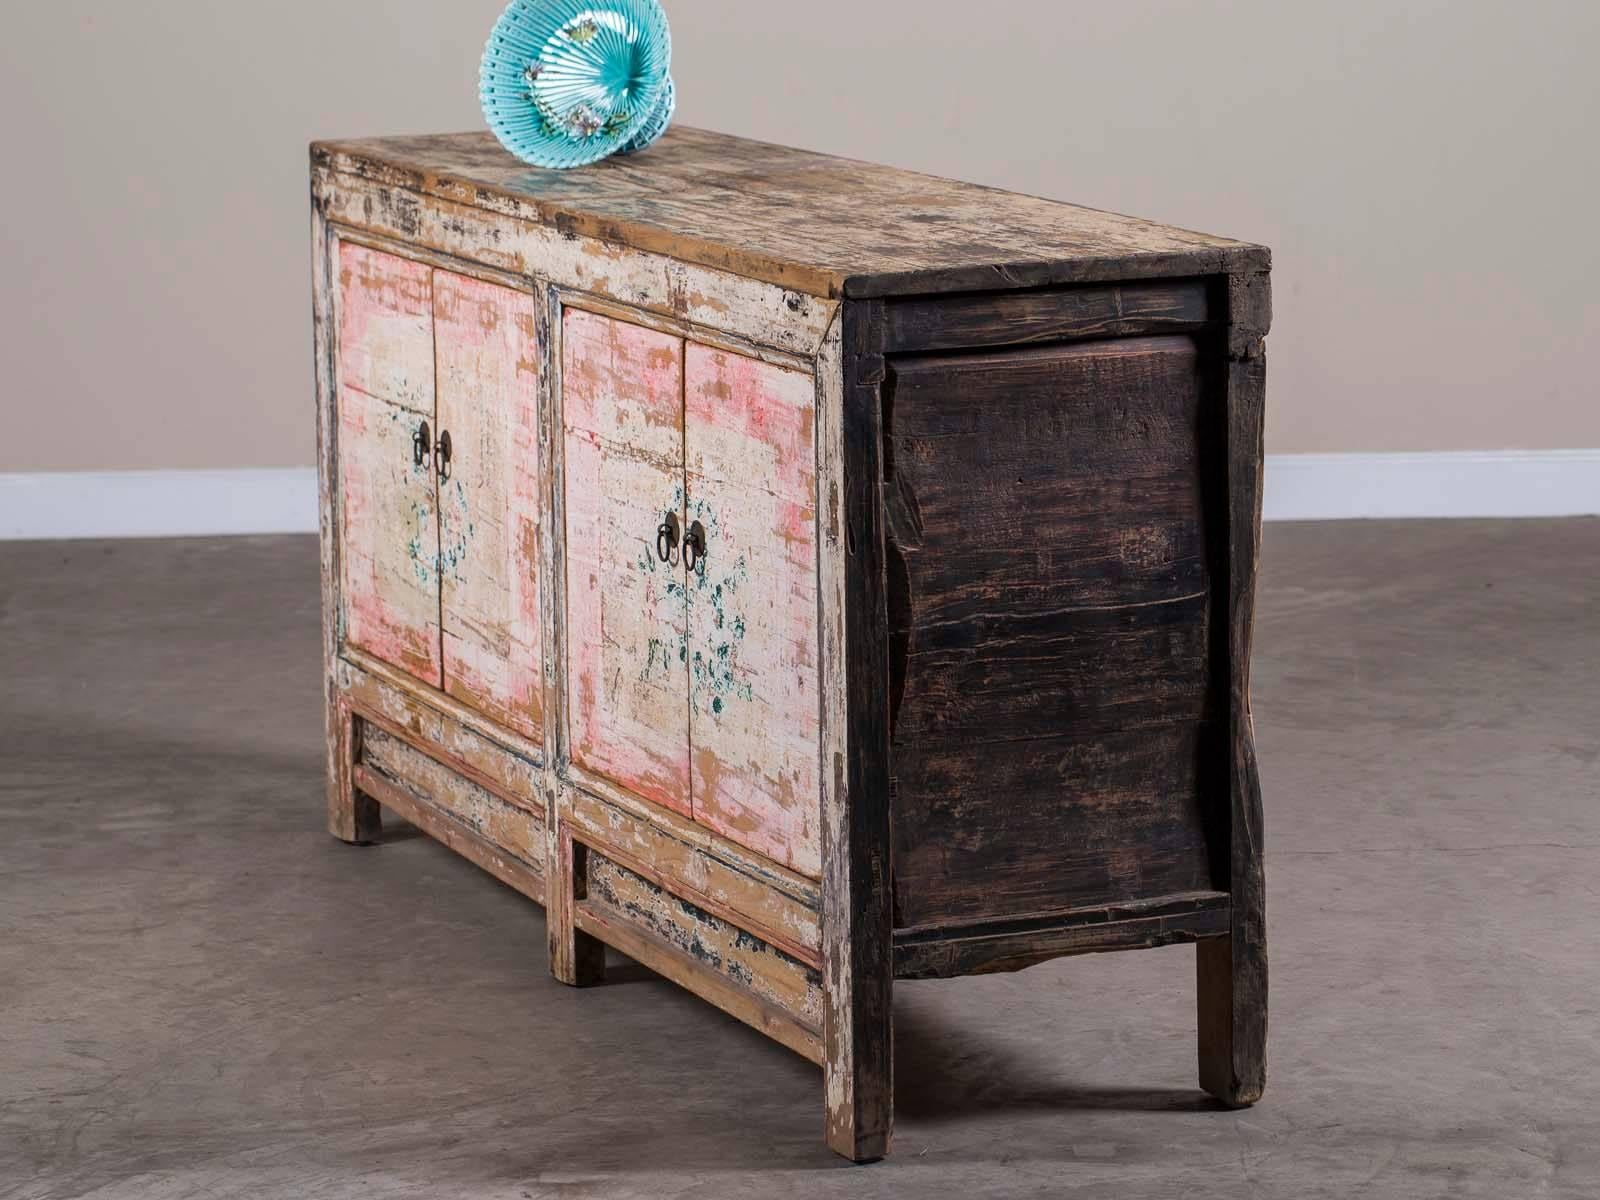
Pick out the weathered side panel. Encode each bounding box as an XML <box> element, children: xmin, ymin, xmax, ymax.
<box><xmin>886</xmin><ymin>336</ymin><xmax>1216</xmax><ymax>928</ymax></box>
<box><xmin>1198</xmin><ymin>268</ymin><xmax>1271</xmax><ymax>1108</ymax></box>
<box><xmin>684</xmin><ymin>344</ymin><xmax>821</xmax><ymax>877</ymax></box>
<box><xmin>435</xmin><ymin>270</ymin><xmax>544</xmax><ymax>741</ymax></box>
<box><xmin>337</xmin><ymin>242</ymin><xmax>435</xmax><ymax>414</ymax></box>
<box><xmin>338</xmin><ymin>383</ymin><xmax>442</xmax><ymax>687</ymax></box>
<box><xmin>561</xmin><ymin>308</ymin><xmax>690</xmax><ymax>816</ymax></box>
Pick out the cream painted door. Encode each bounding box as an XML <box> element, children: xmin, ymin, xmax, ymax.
<box><xmin>336</xmin><ymin>243</ymin><xmax>442</xmax><ymax>687</ymax></box>
<box><xmin>562</xmin><ymin>308</ymin><xmax>691</xmax><ymax>817</ymax></box>
<box><xmin>683</xmin><ymin>344</ymin><xmax>821</xmax><ymax>876</ymax></box>
<box><xmin>434</xmin><ymin>271</ymin><xmax>544</xmax><ymax>740</ymax></box>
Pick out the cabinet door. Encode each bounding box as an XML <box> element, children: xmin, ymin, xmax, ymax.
<box><xmin>434</xmin><ymin>271</ymin><xmax>544</xmax><ymax>740</ymax></box>
<box><xmin>562</xmin><ymin>309</ymin><xmax>690</xmax><ymax>816</ymax></box>
<box><xmin>684</xmin><ymin>345</ymin><xmax>820</xmax><ymax>876</ymax></box>
<box><xmin>336</xmin><ymin>244</ymin><xmax>442</xmax><ymax>687</ymax></box>
<box><xmin>338</xmin><ymin>243</ymin><xmax>436</xmax><ymax>412</ymax></box>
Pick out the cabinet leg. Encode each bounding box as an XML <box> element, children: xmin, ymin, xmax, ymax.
<box><xmin>327</xmin><ymin>700</ymin><xmax>381</xmax><ymax>845</ymax></box>
<box><xmin>823</xmin><ymin>1017</ymin><xmax>892</xmax><ymax>1163</ymax></box>
<box><xmin>1197</xmin><ymin>930</ymin><xmax>1266</xmax><ymax>1106</ymax></box>
<box><xmin>549</xmin><ymin>826</ymin><xmax>606</xmax><ymax>987</ymax></box>
<box><xmin>822</xmin><ymin>904</ymin><xmax>893</xmax><ymax>1161</ymax></box>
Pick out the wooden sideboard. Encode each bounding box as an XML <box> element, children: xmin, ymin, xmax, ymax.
<box><xmin>310</xmin><ymin>128</ymin><xmax>1271</xmax><ymax>1162</ymax></box>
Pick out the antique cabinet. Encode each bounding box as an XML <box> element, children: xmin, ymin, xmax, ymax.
<box><xmin>310</xmin><ymin>129</ymin><xmax>1271</xmax><ymax>1162</ymax></box>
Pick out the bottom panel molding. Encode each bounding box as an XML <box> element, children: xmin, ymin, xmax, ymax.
<box><xmin>575</xmin><ymin>846</ymin><xmax>824</xmax><ymax>1064</ymax></box>
<box><xmin>567</xmin><ymin>785</ymin><xmax>823</xmax><ymax>969</ymax></box>
<box><xmin>894</xmin><ymin>891</ymin><xmax>1231</xmax><ymax>980</ymax></box>
<box><xmin>353</xmin><ymin>755</ymin><xmax>547</xmax><ymax>908</ymax></box>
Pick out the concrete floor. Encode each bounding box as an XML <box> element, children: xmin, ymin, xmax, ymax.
<box><xmin>2</xmin><ymin>520</ymin><xmax>1597</xmax><ymax>1199</ymax></box>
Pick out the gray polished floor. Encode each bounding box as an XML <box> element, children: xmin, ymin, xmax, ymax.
<box><xmin>3</xmin><ymin>520</ymin><xmax>1597</xmax><ymax>1198</ymax></box>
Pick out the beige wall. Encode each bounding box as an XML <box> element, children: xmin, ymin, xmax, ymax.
<box><xmin>2</xmin><ymin>0</ymin><xmax>1596</xmax><ymax>473</ymax></box>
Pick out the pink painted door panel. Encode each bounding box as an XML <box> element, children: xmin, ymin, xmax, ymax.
<box><xmin>562</xmin><ymin>308</ymin><xmax>690</xmax><ymax>816</ymax></box>
<box><xmin>434</xmin><ymin>271</ymin><xmax>544</xmax><ymax>740</ymax></box>
<box><xmin>684</xmin><ymin>344</ymin><xmax>821</xmax><ymax>877</ymax></box>
<box><xmin>338</xmin><ymin>383</ymin><xmax>443</xmax><ymax>686</ymax></box>
<box><xmin>336</xmin><ymin>242</ymin><xmax>441</xmax><ymax>686</ymax></box>
<box><xmin>338</xmin><ymin>242</ymin><xmax>435</xmax><ymax>414</ymax></box>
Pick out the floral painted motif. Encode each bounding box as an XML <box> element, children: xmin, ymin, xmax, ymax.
<box><xmin>565</xmin><ymin>104</ymin><xmax>604</xmax><ymax>138</ymax></box>
<box><xmin>687</xmin><ymin>499</ymin><xmax>754</xmax><ymax>717</ymax></box>
<box><xmin>627</xmin><ymin>494</ymin><xmax>757</xmax><ymax>718</ymax></box>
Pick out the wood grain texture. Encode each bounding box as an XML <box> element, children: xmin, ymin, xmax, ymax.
<box><xmin>1198</xmin><ymin>311</ymin><xmax>1269</xmax><ymax>1107</ymax></box>
<box><xmin>313</xmin><ymin>206</ymin><xmax>372</xmax><ymax>845</ymax></box>
<box><xmin>354</xmin><ymin>766</ymin><xmax>545</xmax><ymax>906</ymax></box>
<box><xmin>885</xmin><ymin>336</ymin><xmax>1215</xmax><ymax>928</ymax></box>
<box><xmin>895</xmin><ymin>891</ymin><xmax>1231</xmax><ymax>980</ymax></box>
<box><xmin>882</xmin><ymin>280</ymin><xmax>1213</xmax><ymax>354</ymax></box>
<box><xmin>313</xmin><ymin>129</ymin><xmax>1267</xmax><ymax>299</ymax></box>
<box><xmin>315</xmin><ymin>170</ymin><xmax>837</xmax><ymax>359</ymax></box>
<box><xmin>561</xmin><ymin>308</ymin><xmax>690</xmax><ymax>815</ymax></box>
<box><xmin>360</xmin><ymin>723</ymin><xmax>547</xmax><ymax>876</ymax></box>
<box><xmin>337</xmin><ymin>382</ymin><xmax>442</xmax><ymax>687</ymax></box>
<box><xmin>568</xmin><ymin>785</ymin><xmax>821</xmax><ymax>965</ymax></box>
<box><xmin>434</xmin><ymin>270</ymin><xmax>545</xmax><ymax>740</ymax></box>
<box><xmin>822</xmin><ymin>298</ymin><xmax>894</xmax><ymax>1163</ymax></box>
<box><xmin>329</xmin><ymin>695</ymin><xmax>380</xmax><ymax>844</ymax></box>
<box><xmin>338</xmin><ymin>654</ymin><xmax>545</xmax><ymax>785</ymax></box>
<box><xmin>582</xmin><ymin>850</ymin><xmax>824</xmax><ymax>1032</ymax></box>
<box><xmin>541</xmin><ymin>283</ymin><xmax>594</xmax><ymax>987</ymax></box>
<box><xmin>334</xmin><ymin>240</ymin><xmax>442</xmax><ymax>687</ymax></box>
<box><xmin>574</xmin><ymin>880</ymin><xmax>824</xmax><ymax>1065</ymax></box>
<box><xmin>684</xmin><ymin>343</ymin><xmax>821</xmax><ymax>877</ymax></box>
<box><xmin>337</xmin><ymin>242</ymin><xmax>435</xmax><ymax>413</ymax></box>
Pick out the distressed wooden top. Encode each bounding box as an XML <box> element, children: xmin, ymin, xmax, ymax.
<box><xmin>311</xmin><ymin>128</ymin><xmax>1268</xmax><ymax>300</ymax></box>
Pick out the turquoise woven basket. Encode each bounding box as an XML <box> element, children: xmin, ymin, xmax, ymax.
<box><xmin>480</xmin><ymin>0</ymin><xmax>674</xmax><ymax>169</ymax></box>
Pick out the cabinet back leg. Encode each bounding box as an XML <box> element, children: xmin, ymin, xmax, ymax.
<box><xmin>1196</xmin><ymin>928</ymin><xmax>1266</xmax><ymax>1105</ymax></box>
<box><xmin>328</xmin><ymin>700</ymin><xmax>382</xmax><ymax>844</ymax></box>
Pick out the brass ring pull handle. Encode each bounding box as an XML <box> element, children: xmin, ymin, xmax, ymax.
<box><xmin>656</xmin><ymin>512</ymin><xmax>680</xmax><ymax>564</ymax></box>
<box><xmin>684</xmin><ymin>520</ymin><xmax>707</xmax><ymax>574</ymax></box>
<box><xmin>435</xmin><ymin>430</ymin><xmax>452</xmax><ymax>482</ymax></box>
<box><xmin>413</xmin><ymin>420</ymin><xmax>431</xmax><ymax>469</ymax></box>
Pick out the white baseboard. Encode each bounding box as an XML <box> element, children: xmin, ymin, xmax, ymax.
<box><xmin>0</xmin><ymin>468</ymin><xmax>318</xmax><ymax>540</ymax></box>
<box><xmin>2</xmin><ymin>452</ymin><xmax>1596</xmax><ymax>539</ymax></box>
<box><xmin>1262</xmin><ymin>450</ymin><xmax>1600</xmax><ymax>521</ymax></box>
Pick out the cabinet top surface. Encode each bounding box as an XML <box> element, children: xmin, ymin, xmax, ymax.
<box><xmin>312</xmin><ymin>127</ymin><xmax>1267</xmax><ymax>299</ymax></box>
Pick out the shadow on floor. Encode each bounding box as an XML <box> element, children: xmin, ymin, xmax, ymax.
<box><xmin>893</xmin><ymin>1001</ymin><xmax>1214</xmax><ymax>1123</ymax></box>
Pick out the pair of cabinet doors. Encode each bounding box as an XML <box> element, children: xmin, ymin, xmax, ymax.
<box><xmin>337</xmin><ymin>243</ymin><xmax>544</xmax><ymax>740</ymax></box>
<box><xmin>562</xmin><ymin>308</ymin><xmax>821</xmax><ymax>878</ymax></box>
<box><xmin>334</xmin><ymin>243</ymin><xmax>821</xmax><ymax>877</ymax></box>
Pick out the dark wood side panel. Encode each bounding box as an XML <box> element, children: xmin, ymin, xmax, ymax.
<box><xmin>882</xmin><ymin>280</ymin><xmax>1211</xmax><ymax>354</ymax></box>
<box><xmin>1198</xmin><ymin>266</ymin><xmax>1270</xmax><ymax>1106</ymax></box>
<box><xmin>886</xmin><ymin>336</ymin><xmax>1217</xmax><ymax>929</ymax></box>
<box><xmin>895</xmin><ymin>721</ymin><xmax>1215</xmax><ymax>924</ymax></box>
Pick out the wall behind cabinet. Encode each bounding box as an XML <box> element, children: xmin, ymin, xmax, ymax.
<box><xmin>2</xmin><ymin>1</ymin><xmax>1597</xmax><ymax>477</ymax></box>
